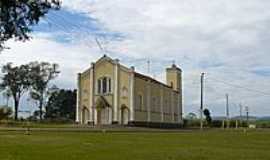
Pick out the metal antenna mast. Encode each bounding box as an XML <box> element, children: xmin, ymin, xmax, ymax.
<box><xmin>95</xmin><ymin>37</ymin><xmax>105</xmax><ymax>52</ymax></box>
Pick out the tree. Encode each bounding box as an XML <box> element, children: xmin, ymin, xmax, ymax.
<box><xmin>185</xmin><ymin>112</ymin><xmax>198</xmax><ymax>120</ymax></box>
<box><xmin>0</xmin><ymin>0</ymin><xmax>60</xmax><ymax>51</ymax></box>
<box><xmin>29</xmin><ymin>62</ymin><xmax>60</xmax><ymax>120</ymax></box>
<box><xmin>45</xmin><ymin>89</ymin><xmax>76</xmax><ymax>121</ymax></box>
<box><xmin>0</xmin><ymin>63</ymin><xmax>30</xmax><ymax>120</ymax></box>
<box><xmin>203</xmin><ymin>108</ymin><xmax>212</xmax><ymax>125</ymax></box>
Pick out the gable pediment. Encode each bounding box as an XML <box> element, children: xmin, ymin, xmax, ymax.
<box><xmin>95</xmin><ymin>55</ymin><xmax>117</xmax><ymax>68</ymax></box>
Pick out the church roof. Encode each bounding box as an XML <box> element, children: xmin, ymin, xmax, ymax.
<box><xmin>134</xmin><ymin>72</ymin><xmax>179</xmax><ymax>93</ymax></box>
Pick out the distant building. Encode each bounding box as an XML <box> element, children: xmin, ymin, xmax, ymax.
<box><xmin>76</xmin><ymin>55</ymin><xmax>183</xmax><ymax>127</ymax></box>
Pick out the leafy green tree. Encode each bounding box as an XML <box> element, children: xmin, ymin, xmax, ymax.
<box><xmin>0</xmin><ymin>63</ymin><xmax>31</xmax><ymax>120</ymax></box>
<box><xmin>29</xmin><ymin>62</ymin><xmax>60</xmax><ymax>120</ymax></box>
<box><xmin>45</xmin><ymin>89</ymin><xmax>76</xmax><ymax>121</ymax></box>
<box><xmin>203</xmin><ymin>108</ymin><xmax>212</xmax><ymax>125</ymax></box>
<box><xmin>30</xmin><ymin>110</ymin><xmax>45</xmax><ymax>121</ymax></box>
<box><xmin>185</xmin><ymin>112</ymin><xmax>198</xmax><ymax>120</ymax></box>
<box><xmin>0</xmin><ymin>0</ymin><xmax>60</xmax><ymax>50</ymax></box>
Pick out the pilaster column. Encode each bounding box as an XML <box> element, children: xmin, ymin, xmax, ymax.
<box><xmin>89</xmin><ymin>63</ymin><xmax>95</xmax><ymax>124</ymax></box>
<box><xmin>113</xmin><ymin>59</ymin><xmax>119</xmax><ymax>123</ymax></box>
<box><xmin>171</xmin><ymin>92</ymin><xmax>174</xmax><ymax>122</ymax></box>
<box><xmin>94</xmin><ymin>109</ymin><xmax>98</xmax><ymax>125</ymax></box>
<box><xmin>147</xmin><ymin>80</ymin><xmax>151</xmax><ymax>122</ymax></box>
<box><xmin>76</xmin><ymin>73</ymin><xmax>81</xmax><ymax>123</ymax></box>
<box><xmin>160</xmin><ymin>87</ymin><xmax>164</xmax><ymax>122</ymax></box>
<box><xmin>129</xmin><ymin>66</ymin><xmax>135</xmax><ymax>121</ymax></box>
<box><xmin>179</xmin><ymin>71</ymin><xmax>183</xmax><ymax>123</ymax></box>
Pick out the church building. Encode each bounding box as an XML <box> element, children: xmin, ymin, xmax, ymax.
<box><xmin>76</xmin><ymin>55</ymin><xmax>183</xmax><ymax>127</ymax></box>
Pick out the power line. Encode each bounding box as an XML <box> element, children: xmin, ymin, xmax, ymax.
<box><xmin>207</xmin><ymin>76</ymin><xmax>270</xmax><ymax>96</ymax></box>
<box><xmin>47</xmin><ymin>12</ymin><xmax>108</xmax><ymax>50</ymax></box>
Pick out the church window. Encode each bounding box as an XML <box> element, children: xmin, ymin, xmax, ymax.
<box><xmin>138</xmin><ymin>94</ymin><xmax>143</xmax><ymax>110</ymax></box>
<box><xmin>152</xmin><ymin>97</ymin><xmax>156</xmax><ymax>111</ymax></box>
<box><xmin>97</xmin><ymin>77</ymin><xmax>112</xmax><ymax>94</ymax></box>
<box><xmin>108</xmin><ymin>78</ymin><xmax>111</xmax><ymax>92</ymax></box>
<box><xmin>98</xmin><ymin>79</ymin><xmax>102</xmax><ymax>94</ymax></box>
<box><xmin>102</xmin><ymin>77</ymin><xmax>107</xmax><ymax>93</ymax></box>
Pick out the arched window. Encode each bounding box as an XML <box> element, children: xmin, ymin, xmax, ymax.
<box><xmin>138</xmin><ymin>94</ymin><xmax>143</xmax><ymax>110</ymax></box>
<box><xmin>98</xmin><ymin>79</ymin><xmax>102</xmax><ymax>93</ymax></box>
<box><xmin>108</xmin><ymin>78</ymin><xmax>111</xmax><ymax>93</ymax></box>
<box><xmin>97</xmin><ymin>77</ymin><xmax>112</xmax><ymax>94</ymax></box>
<box><xmin>121</xmin><ymin>87</ymin><xmax>128</xmax><ymax>98</ymax></box>
<box><xmin>102</xmin><ymin>77</ymin><xmax>107</xmax><ymax>93</ymax></box>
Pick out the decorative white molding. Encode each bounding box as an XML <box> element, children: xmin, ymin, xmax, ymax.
<box><xmin>147</xmin><ymin>80</ymin><xmax>151</xmax><ymax>122</ymax></box>
<box><xmin>179</xmin><ymin>72</ymin><xmax>183</xmax><ymax>123</ymax></box>
<box><xmin>89</xmin><ymin>63</ymin><xmax>95</xmax><ymax>123</ymax></box>
<box><xmin>94</xmin><ymin>109</ymin><xmax>98</xmax><ymax>125</ymax></box>
<box><xmin>129</xmin><ymin>67</ymin><xmax>135</xmax><ymax>121</ymax></box>
<box><xmin>113</xmin><ymin>61</ymin><xmax>119</xmax><ymax>122</ymax></box>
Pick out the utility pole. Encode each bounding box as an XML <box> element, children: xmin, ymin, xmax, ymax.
<box><xmin>226</xmin><ymin>94</ymin><xmax>229</xmax><ymax>129</ymax></box>
<box><xmin>200</xmin><ymin>73</ymin><xmax>205</xmax><ymax>130</ymax></box>
<box><xmin>245</xmin><ymin>106</ymin><xmax>249</xmax><ymax>127</ymax></box>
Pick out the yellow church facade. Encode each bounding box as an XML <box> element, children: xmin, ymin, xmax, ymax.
<box><xmin>76</xmin><ymin>55</ymin><xmax>183</xmax><ymax>127</ymax></box>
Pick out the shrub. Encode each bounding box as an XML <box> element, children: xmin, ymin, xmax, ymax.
<box><xmin>0</xmin><ymin>107</ymin><xmax>12</xmax><ymax>120</ymax></box>
<box><xmin>211</xmin><ymin>120</ymin><xmax>223</xmax><ymax>128</ymax></box>
<box><xmin>183</xmin><ymin>119</ymin><xmax>202</xmax><ymax>128</ymax></box>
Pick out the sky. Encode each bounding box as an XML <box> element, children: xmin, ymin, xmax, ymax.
<box><xmin>1</xmin><ymin>0</ymin><xmax>270</xmax><ymax>117</ymax></box>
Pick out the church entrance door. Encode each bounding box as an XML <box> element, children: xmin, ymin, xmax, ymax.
<box><xmin>82</xmin><ymin>107</ymin><xmax>89</xmax><ymax>124</ymax></box>
<box><xmin>121</xmin><ymin>105</ymin><xmax>129</xmax><ymax>125</ymax></box>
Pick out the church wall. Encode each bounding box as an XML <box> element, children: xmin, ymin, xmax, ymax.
<box><xmin>76</xmin><ymin>56</ymin><xmax>182</xmax><ymax>126</ymax></box>
<box><xmin>118</xmin><ymin>67</ymin><xmax>132</xmax><ymax>122</ymax></box>
<box><xmin>134</xmin><ymin>77</ymin><xmax>148</xmax><ymax>121</ymax></box>
<box><xmin>94</xmin><ymin>60</ymin><xmax>114</xmax><ymax>106</ymax></box>
<box><xmin>150</xmin><ymin>82</ymin><xmax>161</xmax><ymax>122</ymax></box>
<box><xmin>163</xmin><ymin>88</ymin><xmax>172</xmax><ymax>123</ymax></box>
<box><xmin>134</xmin><ymin>111</ymin><xmax>148</xmax><ymax>121</ymax></box>
<box><xmin>80</xmin><ymin>70</ymin><xmax>90</xmax><ymax>110</ymax></box>
<box><xmin>173</xmin><ymin>92</ymin><xmax>179</xmax><ymax>122</ymax></box>
<box><xmin>118</xmin><ymin>67</ymin><xmax>130</xmax><ymax>109</ymax></box>
<box><xmin>134</xmin><ymin>76</ymin><xmax>180</xmax><ymax>123</ymax></box>
<box><xmin>150</xmin><ymin>113</ymin><xmax>161</xmax><ymax>122</ymax></box>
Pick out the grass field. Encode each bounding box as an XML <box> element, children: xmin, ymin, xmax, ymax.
<box><xmin>0</xmin><ymin>129</ymin><xmax>270</xmax><ymax>160</ymax></box>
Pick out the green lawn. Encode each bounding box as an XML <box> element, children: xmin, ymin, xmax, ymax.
<box><xmin>0</xmin><ymin>129</ymin><xmax>270</xmax><ymax>160</ymax></box>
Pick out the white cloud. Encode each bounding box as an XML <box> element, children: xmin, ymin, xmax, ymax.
<box><xmin>0</xmin><ymin>34</ymin><xmax>104</xmax><ymax>89</ymax></box>
<box><xmin>1</xmin><ymin>0</ymin><xmax>270</xmax><ymax>116</ymax></box>
<box><xmin>61</xmin><ymin>0</ymin><xmax>270</xmax><ymax>116</ymax></box>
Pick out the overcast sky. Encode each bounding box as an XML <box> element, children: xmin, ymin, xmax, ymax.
<box><xmin>1</xmin><ymin>0</ymin><xmax>270</xmax><ymax>117</ymax></box>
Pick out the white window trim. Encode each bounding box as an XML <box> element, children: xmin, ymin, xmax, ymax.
<box><xmin>97</xmin><ymin>76</ymin><xmax>112</xmax><ymax>95</ymax></box>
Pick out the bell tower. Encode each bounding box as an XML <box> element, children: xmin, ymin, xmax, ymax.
<box><xmin>166</xmin><ymin>64</ymin><xmax>182</xmax><ymax>92</ymax></box>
